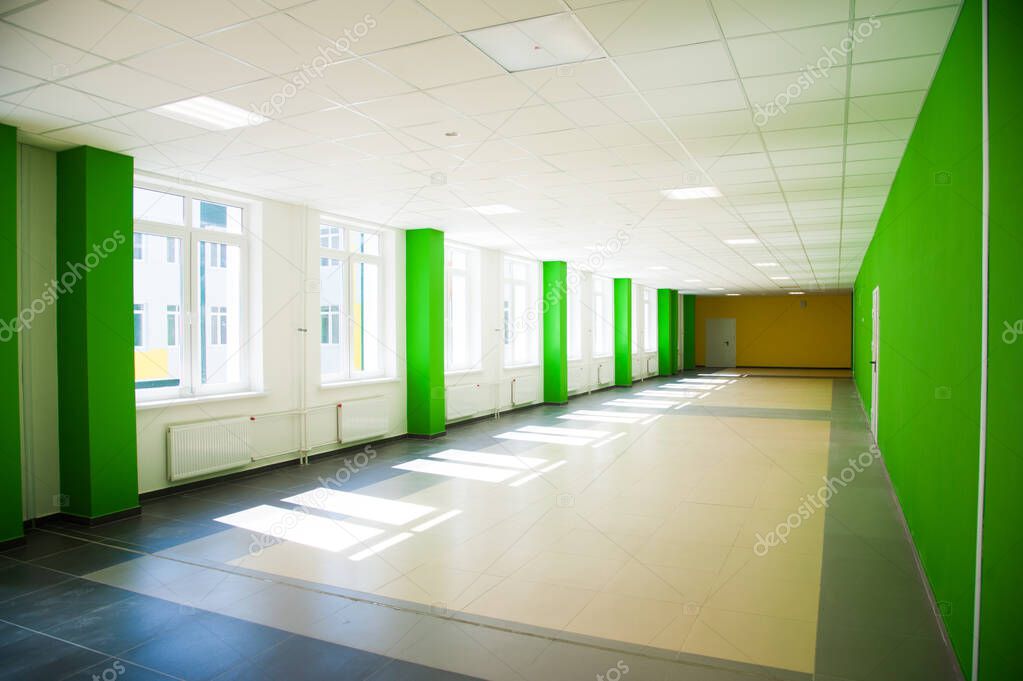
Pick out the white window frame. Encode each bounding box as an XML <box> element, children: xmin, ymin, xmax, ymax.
<box><xmin>445</xmin><ymin>242</ymin><xmax>482</xmax><ymax>373</ymax></box>
<box><xmin>318</xmin><ymin>218</ymin><xmax>387</xmax><ymax>384</ymax></box>
<box><xmin>592</xmin><ymin>275</ymin><xmax>613</xmax><ymax>358</ymax></box>
<box><xmin>502</xmin><ymin>255</ymin><xmax>540</xmax><ymax>368</ymax></box>
<box><xmin>133</xmin><ymin>180</ymin><xmax>254</xmax><ymax>402</ymax></box>
<box><xmin>567</xmin><ymin>279</ymin><xmax>582</xmax><ymax>362</ymax></box>
<box><xmin>643</xmin><ymin>287</ymin><xmax>657</xmax><ymax>353</ymax></box>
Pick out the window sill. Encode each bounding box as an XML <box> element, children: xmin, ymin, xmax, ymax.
<box><xmin>445</xmin><ymin>368</ymin><xmax>484</xmax><ymax>378</ymax></box>
<box><xmin>320</xmin><ymin>376</ymin><xmax>400</xmax><ymax>390</ymax></box>
<box><xmin>503</xmin><ymin>363</ymin><xmax>540</xmax><ymax>371</ymax></box>
<box><xmin>136</xmin><ymin>390</ymin><xmax>267</xmax><ymax>410</ymax></box>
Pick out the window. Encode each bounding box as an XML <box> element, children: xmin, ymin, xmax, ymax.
<box><xmin>567</xmin><ymin>281</ymin><xmax>582</xmax><ymax>361</ymax></box>
<box><xmin>643</xmin><ymin>288</ymin><xmax>657</xmax><ymax>352</ymax></box>
<box><xmin>445</xmin><ymin>244</ymin><xmax>481</xmax><ymax>371</ymax></box>
<box><xmin>592</xmin><ymin>276</ymin><xmax>613</xmax><ymax>357</ymax></box>
<box><xmin>318</xmin><ymin>220</ymin><xmax>387</xmax><ymax>382</ymax></box>
<box><xmin>166</xmin><ymin>305</ymin><xmax>179</xmax><ymax>346</ymax></box>
<box><xmin>209</xmin><ymin>306</ymin><xmax>228</xmax><ymax>345</ymax></box>
<box><xmin>133</xmin><ymin>185</ymin><xmax>251</xmax><ymax>398</ymax></box>
<box><xmin>134</xmin><ymin>304</ymin><xmax>145</xmax><ymax>347</ymax></box>
<box><xmin>503</xmin><ymin>257</ymin><xmax>539</xmax><ymax>367</ymax></box>
<box><xmin>133</xmin><ymin>233</ymin><xmax>144</xmax><ymax>260</ymax></box>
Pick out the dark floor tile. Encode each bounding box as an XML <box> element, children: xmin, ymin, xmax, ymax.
<box><xmin>0</xmin><ymin>578</ymin><xmax>134</xmax><ymax>631</ymax></box>
<box><xmin>46</xmin><ymin>593</ymin><xmax>193</xmax><ymax>656</ymax></box>
<box><xmin>32</xmin><ymin>542</ymin><xmax>139</xmax><ymax>576</ymax></box>
<box><xmin>364</xmin><ymin>658</ymin><xmax>481</xmax><ymax>680</ymax></box>
<box><xmin>229</xmin><ymin>636</ymin><xmax>388</xmax><ymax>680</ymax></box>
<box><xmin>60</xmin><ymin>658</ymin><xmax>178</xmax><ymax>681</ymax></box>
<box><xmin>0</xmin><ymin>561</ymin><xmax>74</xmax><ymax>604</ymax></box>
<box><xmin>816</xmin><ymin>625</ymin><xmax>962</xmax><ymax>681</ymax></box>
<box><xmin>120</xmin><ymin>611</ymin><xmax>290</xmax><ymax>681</ymax></box>
<box><xmin>1</xmin><ymin>531</ymin><xmax>87</xmax><ymax>561</ymax></box>
<box><xmin>0</xmin><ymin>623</ymin><xmax>106</xmax><ymax>681</ymax></box>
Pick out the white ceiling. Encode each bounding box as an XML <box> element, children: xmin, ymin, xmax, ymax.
<box><xmin>0</xmin><ymin>0</ymin><xmax>960</xmax><ymax>293</ymax></box>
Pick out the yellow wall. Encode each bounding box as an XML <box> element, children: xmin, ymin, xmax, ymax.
<box><xmin>694</xmin><ymin>293</ymin><xmax>851</xmax><ymax>368</ymax></box>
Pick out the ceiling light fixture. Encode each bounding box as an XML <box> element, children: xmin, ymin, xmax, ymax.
<box><xmin>152</xmin><ymin>96</ymin><xmax>267</xmax><ymax>130</ymax></box>
<box><xmin>724</xmin><ymin>238</ymin><xmax>758</xmax><ymax>245</ymax></box>
<box><xmin>770</xmin><ymin>276</ymin><xmax>791</xmax><ymax>280</ymax></box>
<box><xmin>708</xmin><ymin>287</ymin><xmax>724</xmax><ymax>291</ymax></box>
<box><xmin>467</xmin><ymin>204</ymin><xmax>519</xmax><ymax>215</ymax></box>
<box><xmin>754</xmin><ymin>262</ymin><xmax>778</xmax><ymax>267</ymax></box>
<box><xmin>726</xmin><ymin>293</ymin><xmax>740</xmax><ymax>296</ymax></box>
<box><xmin>463</xmin><ymin>13</ymin><xmax>601</xmax><ymax>72</ymax></box>
<box><xmin>661</xmin><ymin>186</ymin><xmax>722</xmax><ymax>200</ymax></box>
<box><xmin>789</xmin><ymin>291</ymin><xmax>805</xmax><ymax>295</ymax></box>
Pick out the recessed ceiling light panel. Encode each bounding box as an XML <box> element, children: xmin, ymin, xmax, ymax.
<box><xmin>463</xmin><ymin>13</ymin><xmax>601</xmax><ymax>72</ymax></box>
<box><xmin>661</xmin><ymin>186</ymin><xmax>722</xmax><ymax>200</ymax></box>
<box><xmin>152</xmin><ymin>96</ymin><xmax>267</xmax><ymax>130</ymax></box>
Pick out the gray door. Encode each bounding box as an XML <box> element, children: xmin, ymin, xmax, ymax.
<box><xmin>705</xmin><ymin>318</ymin><xmax>736</xmax><ymax>367</ymax></box>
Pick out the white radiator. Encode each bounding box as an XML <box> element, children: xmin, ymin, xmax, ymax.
<box><xmin>646</xmin><ymin>355</ymin><xmax>658</xmax><ymax>376</ymax></box>
<box><xmin>511</xmin><ymin>375</ymin><xmax>538</xmax><ymax>405</ymax></box>
<box><xmin>567</xmin><ymin>365</ymin><xmax>586</xmax><ymax>393</ymax></box>
<box><xmin>337</xmin><ymin>395</ymin><xmax>389</xmax><ymax>443</ymax></box>
<box><xmin>592</xmin><ymin>361</ymin><xmax>612</xmax><ymax>386</ymax></box>
<box><xmin>167</xmin><ymin>416</ymin><xmax>253</xmax><ymax>481</ymax></box>
<box><xmin>447</xmin><ymin>382</ymin><xmax>484</xmax><ymax>421</ymax></box>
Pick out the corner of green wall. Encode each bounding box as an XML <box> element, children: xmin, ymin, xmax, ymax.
<box><xmin>613</xmin><ymin>278</ymin><xmax>632</xmax><ymax>386</ymax></box>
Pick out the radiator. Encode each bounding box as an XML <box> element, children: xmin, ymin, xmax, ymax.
<box><xmin>511</xmin><ymin>374</ymin><xmax>538</xmax><ymax>405</ymax></box>
<box><xmin>447</xmin><ymin>382</ymin><xmax>484</xmax><ymax>421</ymax></box>
<box><xmin>167</xmin><ymin>416</ymin><xmax>253</xmax><ymax>481</ymax></box>
<box><xmin>337</xmin><ymin>395</ymin><xmax>389</xmax><ymax>443</ymax></box>
<box><xmin>646</xmin><ymin>355</ymin><xmax>658</xmax><ymax>376</ymax></box>
<box><xmin>592</xmin><ymin>361</ymin><xmax>612</xmax><ymax>386</ymax></box>
<box><xmin>567</xmin><ymin>365</ymin><xmax>586</xmax><ymax>392</ymax></box>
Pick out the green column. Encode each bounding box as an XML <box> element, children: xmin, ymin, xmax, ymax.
<box><xmin>542</xmin><ymin>261</ymin><xmax>568</xmax><ymax>403</ymax></box>
<box><xmin>0</xmin><ymin>124</ymin><xmax>23</xmax><ymax>546</ymax></box>
<box><xmin>657</xmin><ymin>288</ymin><xmax>679</xmax><ymax>376</ymax></box>
<box><xmin>405</xmin><ymin>228</ymin><xmax>445</xmax><ymax>436</ymax></box>
<box><xmin>56</xmin><ymin>146</ymin><xmax>139</xmax><ymax>522</ymax></box>
<box><xmin>682</xmin><ymin>294</ymin><xmax>696</xmax><ymax>370</ymax></box>
<box><xmin>613</xmin><ymin>278</ymin><xmax>632</xmax><ymax>386</ymax></box>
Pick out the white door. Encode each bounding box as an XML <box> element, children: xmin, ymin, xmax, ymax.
<box><xmin>706</xmin><ymin>318</ymin><xmax>736</xmax><ymax>367</ymax></box>
<box><xmin>870</xmin><ymin>286</ymin><xmax>880</xmax><ymax>440</ymax></box>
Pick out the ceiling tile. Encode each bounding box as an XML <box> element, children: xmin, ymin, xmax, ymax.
<box><xmin>62</xmin><ymin>64</ymin><xmax>196</xmax><ymax>108</ymax></box>
<box><xmin>369</xmin><ymin>36</ymin><xmax>504</xmax><ymax>89</ymax></box>
<box><xmin>288</xmin><ymin>0</ymin><xmax>451</xmax><ymax>55</ymax></box>
<box><xmin>851</xmin><ymin>7</ymin><xmax>957</xmax><ymax>63</ymax></box>
<box><xmin>849</xmin><ymin>55</ymin><xmax>940</xmax><ymax>96</ymax></box>
<box><xmin>125</xmin><ymin>41</ymin><xmax>265</xmax><ymax>92</ymax></box>
<box><xmin>617</xmin><ymin>42</ymin><xmax>734</xmax><ymax>90</ymax></box>
<box><xmin>576</xmin><ymin>0</ymin><xmax>718</xmax><ymax>55</ymax></box>
<box><xmin>417</xmin><ymin>0</ymin><xmax>564</xmax><ymax>32</ymax></box>
<box><xmin>711</xmin><ymin>0</ymin><xmax>849</xmax><ymax>36</ymax></box>
<box><xmin>727</xmin><ymin>24</ymin><xmax>851</xmax><ymax>78</ymax></box>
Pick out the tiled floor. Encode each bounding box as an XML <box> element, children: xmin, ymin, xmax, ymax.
<box><xmin>0</xmin><ymin>373</ymin><xmax>963</xmax><ymax>681</ymax></box>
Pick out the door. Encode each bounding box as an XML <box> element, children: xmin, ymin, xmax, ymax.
<box><xmin>705</xmin><ymin>318</ymin><xmax>736</xmax><ymax>368</ymax></box>
<box><xmin>870</xmin><ymin>286</ymin><xmax>880</xmax><ymax>439</ymax></box>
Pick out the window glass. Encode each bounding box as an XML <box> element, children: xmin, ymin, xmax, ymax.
<box><xmin>198</xmin><ymin>240</ymin><xmax>242</xmax><ymax>386</ymax></box>
<box><xmin>503</xmin><ymin>257</ymin><xmax>539</xmax><ymax>367</ymax></box>
<box><xmin>194</xmin><ymin>199</ymin><xmax>243</xmax><ymax>233</ymax></box>
<box><xmin>592</xmin><ymin>276</ymin><xmax>613</xmax><ymax>357</ymax></box>
<box><xmin>644</xmin><ymin>288</ymin><xmax>657</xmax><ymax>352</ymax></box>
<box><xmin>351</xmin><ymin>260</ymin><xmax>381</xmax><ymax>374</ymax></box>
<box><xmin>133</xmin><ymin>233</ymin><xmax>184</xmax><ymax>391</ymax></box>
<box><xmin>320</xmin><ymin>224</ymin><xmax>342</xmax><ymax>250</ymax></box>
<box><xmin>567</xmin><ymin>282</ymin><xmax>581</xmax><ymax>361</ymax></box>
<box><xmin>445</xmin><ymin>245</ymin><xmax>480</xmax><ymax>371</ymax></box>
<box><xmin>320</xmin><ymin>258</ymin><xmax>344</xmax><ymax>380</ymax></box>
<box><xmin>134</xmin><ymin>187</ymin><xmax>184</xmax><ymax>225</ymax></box>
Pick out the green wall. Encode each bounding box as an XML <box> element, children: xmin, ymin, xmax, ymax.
<box><xmin>682</xmin><ymin>294</ymin><xmax>696</xmax><ymax>370</ymax></box>
<box><xmin>979</xmin><ymin>1</ymin><xmax>1023</xmax><ymax>678</ymax></box>
<box><xmin>657</xmin><ymin>288</ymin><xmax>679</xmax><ymax>375</ymax></box>
<box><xmin>852</xmin><ymin>1</ymin><xmax>982</xmax><ymax>672</ymax></box>
<box><xmin>613</xmin><ymin>278</ymin><xmax>631</xmax><ymax>386</ymax></box>
<box><xmin>56</xmin><ymin>146</ymin><xmax>139</xmax><ymax>520</ymax></box>
<box><xmin>542</xmin><ymin>261</ymin><xmax>567</xmax><ymax>403</ymax></box>
<box><xmin>0</xmin><ymin>124</ymin><xmax>22</xmax><ymax>544</ymax></box>
<box><xmin>405</xmin><ymin>228</ymin><xmax>445</xmax><ymax>436</ymax></box>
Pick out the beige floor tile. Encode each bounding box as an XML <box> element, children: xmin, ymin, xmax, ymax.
<box><xmin>683</xmin><ymin>607</ymin><xmax>817</xmax><ymax>673</ymax></box>
<box><xmin>462</xmin><ymin>578</ymin><xmax>596</xmax><ymax>631</ymax></box>
<box><xmin>564</xmin><ymin>592</ymin><xmax>686</xmax><ymax>646</ymax></box>
<box><xmin>517</xmin><ymin>550</ymin><xmax>627</xmax><ymax>590</ymax></box>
